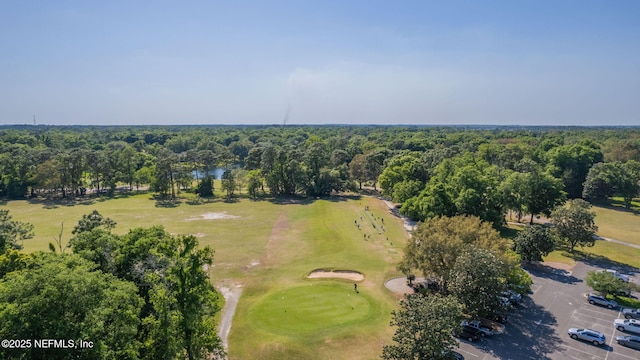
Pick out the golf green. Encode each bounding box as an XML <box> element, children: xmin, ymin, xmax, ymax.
<box><xmin>249</xmin><ymin>283</ymin><xmax>376</xmax><ymax>336</ymax></box>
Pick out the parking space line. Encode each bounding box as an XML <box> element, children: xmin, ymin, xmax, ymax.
<box><xmin>616</xmin><ymin>353</ymin><xmax>638</xmax><ymax>360</ymax></box>
<box><xmin>561</xmin><ymin>344</ymin><xmax>606</xmax><ymax>360</ymax></box>
<box><xmin>572</xmin><ymin>312</ymin><xmax>616</xmax><ymax>324</ymax></box>
<box><xmin>580</xmin><ymin>306</ymin><xmax>618</xmax><ymax>318</ymax></box>
<box><xmin>605</xmin><ymin>328</ymin><xmax>615</xmax><ymax>360</ymax></box>
<box><xmin>457</xmin><ymin>348</ymin><xmax>479</xmax><ymax>358</ymax></box>
<box><xmin>610</xmin><ymin>352</ymin><xmax>640</xmax><ymax>360</ymax></box>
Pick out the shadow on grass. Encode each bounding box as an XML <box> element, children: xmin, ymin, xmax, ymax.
<box><xmin>269</xmin><ymin>196</ymin><xmax>313</xmax><ymax>205</ymax></box>
<box><xmin>151</xmin><ymin>196</ymin><xmax>182</xmax><ymax>208</ymax></box>
<box><xmin>268</xmin><ymin>194</ymin><xmax>361</xmax><ymax>205</ymax></box>
<box><xmin>523</xmin><ymin>262</ymin><xmax>581</xmax><ymax>285</ymax></box>
<box><xmin>185</xmin><ymin>197</ymin><xmax>218</xmax><ymax>205</ymax></box>
<box><xmin>558</xmin><ymin>246</ymin><xmax>639</xmax><ymax>276</ymax></box>
<box><xmin>481</xmin><ymin>297</ymin><xmax>561</xmax><ymax>359</ymax></box>
<box><xmin>25</xmin><ymin>188</ymin><xmax>148</xmax><ymax>208</ymax></box>
<box><xmin>94</xmin><ymin>189</ymin><xmax>146</xmax><ymax>202</ymax></box>
<box><xmin>28</xmin><ymin>196</ymin><xmax>96</xmax><ymax>208</ymax></box>
<box><xmin>591</xmin><ymin>199</ymin><xmax>640</xmax><ymax>215</ymax></box>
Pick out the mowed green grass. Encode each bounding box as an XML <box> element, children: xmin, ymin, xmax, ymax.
<box><xmin>3</xmin><ymin>192</ymin><xmax>408</xmax><ymax>360</ymax></box>
<box><xmin>507</xmin><ymin>221</ymin><xmax>640</xmax><ymax>269</ymax></box>
<box><xmin>593</xmin><ymin>204</ymin><xmax>640</xmax><ymax>246</ymax></box>
<box><xmin>249</xmin><ymin>284</ymin><xmax>378</xmax><ymax>336</ymax></box>
<box><xmin>231</xmin><ymin>197</ymin><xmax>405</xmax><ymax>360</ymax></box>
<box><xmin>5</xmin><ymin>192</ymin><xmax>280</xmax><ymax>281</ymax></box>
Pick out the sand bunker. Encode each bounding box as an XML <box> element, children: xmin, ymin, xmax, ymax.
<box><xmin>307</xmin><ymin>269</ymin><xmax>364</xmax><ymax>281</ymax></box>
<box><xmin>187</xmin><ymin>212</ymin><xmax>240</xmax><ymax>221</ymax></box>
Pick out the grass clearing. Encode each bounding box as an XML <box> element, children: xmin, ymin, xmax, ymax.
<box><xmin>3</xmin><ymin>192</ymin><xmax>407</xmax><ymax>360</ymax></box>
<box><xmin>549</xmin><ymin>241</ymin><xmax>640</xmax><ymax>270</ymax></box>
<box><xmin>592</xmin><ymin>204</ymin><xmax>640</xmax><ymax>246</ymax></box>
<box><xmin>542</xmin><ymin>250</ymin><xmax>577</xmax><ymax>267</ymax></box>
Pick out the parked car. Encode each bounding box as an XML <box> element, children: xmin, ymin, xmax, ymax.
<box><xmin>455</xmin><ymin>326</ymin><xmax>483</xmax><ymax>342</ymax></box>
<box><xmin>461</xmin><ymin>319</ymin><xmax>505</xmax><ymax>336</ymax></box>
<box><xmin>442</xmin><ymin>350</ymin><xmax>464</xmax><ymax>360</ymax></box>
<box><xmin>489</xmin><ymin>312</ymin><xmax>508</xmax><ymax>324</ymax></box>
<box><xmin>616</xmin><ymin>335</ymin><xmax>640</xmax><ymax>350</ymax></box>
<box><xmin>617</xmin><ymin>287</ymin><xmax>631</xmax><ymax>296</ymax></box>
<box><xmin>568</xmin><ymin>328</ymin><xmax>606</xmax><ymax>346</ymax></box>
<box><xmin>615</xmin><ymin>319</ymin><xmax>640</xmax><ymax>335</ymax></box>
<box><xmin>623</xmin><ymin>308</ymin><xmax>640</xmax><ymax>320</ymax></box>
<box><xmin>498</xmin><ymin>296</ymin><xmax>512</xmax><ymax>309</ymax></box>
<box><xmin>586</xmin><ymin>293</ymin><xmax>618</xmax><ymax>309</ymax></box>
<box><xmin>597</xmin><ymin>269</ymin><xmax>630</xmax><ymax>282</ymax></box>
<box><xmin>502</xmin><ymin>289</ymin><xmax>522</xmax><ymax>305</ymax></box>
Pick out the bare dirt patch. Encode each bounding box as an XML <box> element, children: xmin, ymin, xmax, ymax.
<box><xmin>266</xmin><ymin>212</ymin><xmax>288</xmax><ymax>261</ymax></box>
<box><xmin>186</xmin><ymin>212</ymin><xmax>240</xmax><ymax>221</ymax></box>
<box><xmin>245</xmin><ymin>259</ymin><xmax>260</xmax><ymax>270</ymax></box>
<box><xmin>307</xmin><ymin>269</ymin><xmax>365</xmax><ymax>281</ymax></box>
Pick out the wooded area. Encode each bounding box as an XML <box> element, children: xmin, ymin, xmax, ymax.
<box><xmin>1</xmin><ymin>125</ymin><xmax>638</xmax><ymax>222</ymax></box>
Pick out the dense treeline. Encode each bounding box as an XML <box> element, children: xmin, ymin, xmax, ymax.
<box><xmin>1</xmin><ymin>125</ymin><xmax>639</xmax><ymax>226</ymax></box>
<box><xmin>0</xmin><ymin>210</ymin><xmax>224</xmax><ymax>360</ymax></box>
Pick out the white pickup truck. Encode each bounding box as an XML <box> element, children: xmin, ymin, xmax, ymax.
<box><xmin>461</xmin><ymin>319</ymin><xmax>505</xmax><ymax>336</ymax></box>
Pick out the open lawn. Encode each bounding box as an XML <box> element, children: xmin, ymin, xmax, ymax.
<box><xmin>592</xmin><ymin>204</ymin><xmax>640</xmax><ymax>246</ymax></box>
<box><xmin>508</xmin><ymin>221</ymin><xmax>640</xmax><ymax>270</ymax></box>
<box><xmin>3</xmin><ymin>192</ymin><xmax>408</xmax><ymax>360</ymax></box>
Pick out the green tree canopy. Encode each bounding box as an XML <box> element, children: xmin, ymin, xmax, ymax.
<box><xmin>398</xmin><ymin>216</ymin><xmax>509</xmax><ymax>288</ymax></box>
<box><xmin>70</xmin><ymin>225</ymin><xmax>225</xmax><ymax>360</ymax></box>
<box><xmin>449</xmin><ymin>246</ymin><xmax>507</xmax><ymax>318</ymax></box>
<box><xmin>0</xmin><ymin>253</ymin><xmax>143</xmax><ymax>360</ymax></box>
<box><xmin>381</xmin><ymin>294</ymin><xmax>464</xmax><ymax>360</ymax></box>
<box><xmin>72</xmin><ymin>209</ymin><xmax>116</xmax><ymax>234</ymax></box>
<box><xmin>585</xmin><ymin>270</ymin><xmax>629</xmax><ymax>297</ymax></box>
<box><xmin>513</xmin><ymin>225</ymin><xmax>556</xmax><ymax>262</ymax></box>
<box><xmin>401</xmin><ymin>155</ymin><xmax>504</xmax><ymax>227</ymax></box>
<box><xmin>551</xmin><ymin>199</ymin><xmax>598</xmax><ymax>252</ymax></box>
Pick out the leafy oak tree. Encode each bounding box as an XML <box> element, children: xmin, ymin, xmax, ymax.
<box><xmin>551</xmin><ymin>199</ymin><xmax>598</xmax><ymax>252</ymax></box>
<box><xmin>513</xmin><ymin>225</ymin><xmax>556</xmax><ymax>262</ymax></box>
<box><xmin>0</xmin><ymin>253</ymin><xmax>143</xmax><ymax>360</ymax></box>
<box><xmin>72</xmin><ymin>209</ymin><xmax>116</xmax><ymax>234</ymax></box>
<box><xmin>448</xmin><ymin>246</ymin><xmax>507</xmax><ymax>318</ymax></box>
<box><xmin>398</xmin><ymin>216</ymin><xmax>509</xmax><ymax>290</ymax></box>
<box><xmin>382</xmin><ymin>294</ymin><xmax>464</xmax><ymax>360</ymax></box>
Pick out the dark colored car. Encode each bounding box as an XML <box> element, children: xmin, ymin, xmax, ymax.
<box><xmin>489</xmin><ymin>312</ymin><xmax>508</xmax><ymax>324</ymax></box>
<box><xmin>455</xmin><ymin>326</ymin><xmax>482</xmax><ymax>342</ymax></box>
<box><xmin>447</xmin><ymin>351</ymin><xmax>464</xmax><ymax>360</ymax></box>
<box><xmin>623</xmin><ymin>308</ymin><xmax>640</xmax><ymax>320</ymax></box>
<box><xmin>616</xmin><ymin>335</ymin><xmax>640</xmax><ymax>350</ymax></box>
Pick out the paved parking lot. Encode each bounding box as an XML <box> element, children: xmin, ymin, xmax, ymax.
<box><xmin>454</xmin><ymin>261</ymin><xmax>639</xmax><ymax>360</ymax></box>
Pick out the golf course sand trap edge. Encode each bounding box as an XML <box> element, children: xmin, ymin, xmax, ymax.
<box><xmin>307</xmin><ymin>269</ymin><xmax>364</xmax><ymax>281</ymax></box>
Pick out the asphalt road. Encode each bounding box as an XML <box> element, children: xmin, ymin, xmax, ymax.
<box><xmin>456</xmin><ymin>262</ymin><xmax>639</xmax><ymax>360</ymax></box>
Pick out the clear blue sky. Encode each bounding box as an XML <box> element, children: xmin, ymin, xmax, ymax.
<box><xmin>1</xmin><ymin>1</ymin><xmax>639</xmax><ymax>126</ymax></box>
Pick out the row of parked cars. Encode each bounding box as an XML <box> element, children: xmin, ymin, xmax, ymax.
<box><xmin>454</xmin><ymin>289</ymin><xmax>522</xmax><ymax>342</ymax></box>
<box><xmin>567</xmin><ymin>291</ymin><xmax>640</xmax><ymax>351</ymax></box>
